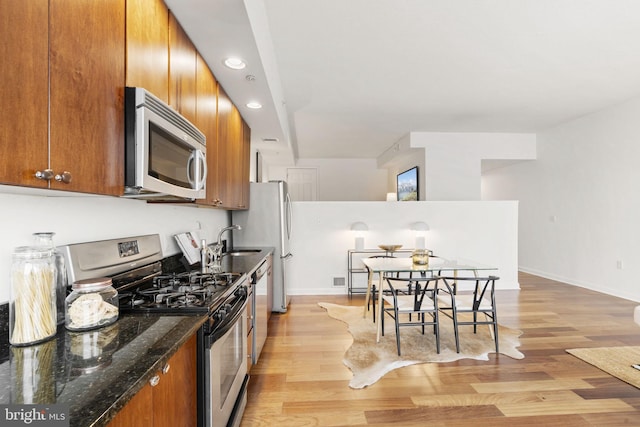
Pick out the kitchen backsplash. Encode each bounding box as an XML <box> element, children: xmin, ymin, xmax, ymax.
<box><xmin>0</xmin><ymin>191</ymin><xmax>230</xmax><ymax>304</ymax></box>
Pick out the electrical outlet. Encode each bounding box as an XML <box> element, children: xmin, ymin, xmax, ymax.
<box><xmin>617</xmin><ymin>260</ymin><xmax>623</xmax><ymax>270</ymax></box>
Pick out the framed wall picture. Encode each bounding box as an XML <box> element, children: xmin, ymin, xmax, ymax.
<box><xmin>396</xmin><ymin>167</ymin><xmax>418</xmax><ymax>201</ymax></box>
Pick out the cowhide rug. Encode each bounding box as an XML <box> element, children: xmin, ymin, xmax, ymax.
<box><xmin>319</xmin><ymin>302</ymin><xmax>524</xmax><ymax>389</ymax></box>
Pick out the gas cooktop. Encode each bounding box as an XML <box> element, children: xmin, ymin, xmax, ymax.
<box><xmin>119</xmin><ymin>270</ymin><xmax>244</xmax><ymax>314</ymax></box>
<box><xmin>60</xmin><ymin>234</ymin><xmax>246</xmax><ymax>315</ymax></box>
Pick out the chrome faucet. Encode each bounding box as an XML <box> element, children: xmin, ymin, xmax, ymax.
<box><xmin>212</xmin><ymin>225</ymin><xmax>242</xmax><ymax>262</ymax></box>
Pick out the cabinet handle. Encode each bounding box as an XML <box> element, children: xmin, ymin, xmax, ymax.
<box><xmin>149</xmin><ymin>375</ymin><xmax>160</xmax><ymax>387</ymax></box>
<box><xmin>54</xmin><ymin>171</ymin><xmax>72</xmax><ymax>184</ymax></box>
<box><xmin>162</xmin><ymin>363</ymin><xmax>170</xmax><ymax>374</ymax></box>
<box><xmin>35</xmin><ymin>169</ymin><xmax>54</xmax><ymax>181</ymax></box>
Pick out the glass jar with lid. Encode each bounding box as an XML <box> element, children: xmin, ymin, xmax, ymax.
<box><xmin>65</xmin><ymin>277</ymin><xmax>119</xmax><ymax>331</ymax></box>
<box><xmin>10</xmin><ymin>246</ymin><xmax>58</xmax><ymax>346</ymax></box>
<box><xmin>411</xmin><ymin>249</ymin><xmax>433</xmax><ymax>266</ymax></box>
<box><xmin>32</xmin><ymin>232</ymin><xmax>67</xmax><ymax>325</ymax></box>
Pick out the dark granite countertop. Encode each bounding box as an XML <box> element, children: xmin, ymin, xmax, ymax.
<box><xmin>0</xmin><ymin>313</ymin><xmax>206</xmax><ymax>426</ymax></box>
<box><xmin>0</xmin><ymin>247</ymin><xmax>273</xmax><ymax>426</ymax></box>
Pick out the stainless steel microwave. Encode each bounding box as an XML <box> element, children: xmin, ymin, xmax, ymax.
<box><xmin>124</xmin><ymin>87</ymin><xmax>207</xmax><ymax>200</ymax></box>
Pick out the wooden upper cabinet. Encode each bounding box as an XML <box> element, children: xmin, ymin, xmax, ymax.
<box><xmin>217</xmin><ymin>86</ymin><xmax>244</xmax><ymax>209</ymax></box>
<box><xmin>240</xmin><ymin>119</ymin><xmax>251</xmax><ymax>209</ymax></box>
<box><xmin>169</xmin><ymin>13</ymin><xmax>197</xmax><ymax>125</ymax></box>
<box><xmin>195</xmin><ymin>53</ymin><xmax>219</xmax><ymax>207</ymax></box>
<box><xmin>0</xmin><ymin>2</ymin><xmax>49</xmax><ymax>188</ymax></box>
<box><xmin>126</xmin><ymin>0</ymin><xmax>169</xmax><ymax>102</ymax></box>
<box><xmin>1</xmin><ymin>0</ymin><xmax>125</xmax><ymax>195</ymax></box>
<box><xmin>49</xmin><ymin>0</ymin><xmax>125</xmax><ymax>196</ymax></box>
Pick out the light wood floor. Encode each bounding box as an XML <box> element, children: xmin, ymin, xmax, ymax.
<box><xmin>242</xmin><ymin>272</ymin><xmax>640</xmax><ymax>426</ymax></box>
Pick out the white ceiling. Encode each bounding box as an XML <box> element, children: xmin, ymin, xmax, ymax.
<box><xmin>166</xmin><ymin>0</ymin><xmax>640</xmax><ymax>166</ymax></box>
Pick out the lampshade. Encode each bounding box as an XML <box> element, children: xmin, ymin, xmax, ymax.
<box><xmin>350</xmin><ymin>221</ymin><xmax>369</xmax><ymax>231</ymax></box>
<box><xmin>350</xmin><ymin>222</ymin><xmax>368</xmax><ymax>250</ymax></box>
<box><xmin>410</xmin><ymin>221</ymin><xmax>429</xmax><ymax>249</ymax></box>
<box><xmin>410</xmin><ymin>221</ymin><xmax>429</xmax><ymax>231</ymax></box>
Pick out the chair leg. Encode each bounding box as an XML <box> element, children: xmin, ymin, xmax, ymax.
<box><xmin>473</xmin><ymin>312</ymin><xmax>478</xmax><ymax>333</ymax></box>
<box><xmin>394</xmin><ymin>305</ymin><xmax>401</xmax><ymax>356</ymax></box>
<box><xmin>452</xmin><ymin>308</ymin><xmax>460</xmax><ymax>353</ymax></box>
<box><xmin>434</xmin><ymin>311</ymin><xmax>440</xmax><ymax>354</ymax></box>
<box><xmin>492</xmin><ymin>311</ymin><xmax>499</xmax><ymax>353</ymax></box>
<box><xmin>381</xmin><ymin>299</ymin><xmax>385</xmax><ymax>336</ymax></box>
<box><xmin>372</xmin><ymin>284</ymin><xmax>376</xmax><ymax>323</ymax></box>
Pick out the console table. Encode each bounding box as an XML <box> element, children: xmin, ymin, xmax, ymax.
<box><xmin>347</xmin><ymin>248</ymin><xmax>413</xmax><ymax>296</ymax></box>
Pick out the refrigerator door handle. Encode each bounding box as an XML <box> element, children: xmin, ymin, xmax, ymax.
<box><xmin>281</xmin><ymin>253</ymin><xmax>293</xmax><ymax>260</ymax></box>
<box><xmin>285</xmin><ymin>192</ymin><xmax>292</xmax><ymax>240</ymax></box>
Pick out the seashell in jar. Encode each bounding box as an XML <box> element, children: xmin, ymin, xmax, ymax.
<box><xmin>67</xmin><ymin>293</ymin><xmax>118</xmax><ymax>329</ymax></box>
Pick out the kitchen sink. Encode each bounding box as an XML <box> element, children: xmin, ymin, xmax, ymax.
<box><xmin>224</xmin><ymin>249</ymin><xmax>261</xmax><ymax>257</ymax></box>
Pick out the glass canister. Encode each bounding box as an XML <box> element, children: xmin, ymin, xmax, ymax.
<box><xmin>10</xmin><ymin>246</ymin><xmax>58</xmax><ymax>346</ymax></box>
<box><xmin>65</xmin><ymin>277</ymin><xmax>119</xmax><ymax>331</ymax></box>
<box><xmin>33</xmin><ymin>232</ymin><xmax>67</xmax><ymax>325</ymax></box>
<box><xmin>411</xmin><ymin>249</ymin><xmax>432</xmax><ymax>266</ymax></box>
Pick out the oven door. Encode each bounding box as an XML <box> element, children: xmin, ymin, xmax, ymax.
<box><xmin>205</xmin><ymin>304</ymin><xmax>248</xmax><ymax>427</ymax></box>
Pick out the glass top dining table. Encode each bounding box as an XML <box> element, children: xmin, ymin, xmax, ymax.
<box><xmin>360</xmin><ymin>256</ymin><xmax>497</xmax><ymax>342</ymax></box>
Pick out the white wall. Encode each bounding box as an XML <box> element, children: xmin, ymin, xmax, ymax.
<box><xmin>287</xmin><ymin>201</ymin><xmax>519</xmax><ymax>295</ymax></box>
<box><xmin>483</xmin><ymin>96</ymin><xmax>640</xmax><ymax>302</ymax></box>
<box><xmin>268</xmin><ymin>158</ymin><xmax>387</xmax><ymax>200</ymax></box>
<box><xmin>0</xmin><ymin>190</ymin><xmax>229</xmax><ymax>303</ymax></box>
<box><xmin>410</xmin><ymin>132</ymin><xmax>536</xmax><ymax>201</ymax></box>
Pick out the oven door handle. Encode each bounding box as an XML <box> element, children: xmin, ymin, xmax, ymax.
<box><xmin>206</xmin><ymin>298</ymin><xmax>247</xmax><ymax>346</ymax></box>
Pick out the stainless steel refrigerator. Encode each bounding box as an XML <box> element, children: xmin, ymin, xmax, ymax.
<box><xmin>232</xmin><ymin>181</ymin><xmax>292</xmax><ymax>312</ymax></box>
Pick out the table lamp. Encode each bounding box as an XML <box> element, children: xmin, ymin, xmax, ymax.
<box><xmin>350</xmin><ymin>222</ymin><xmax>368</xmax><ymax>250</ymax></box>
<box><xmin>409</xmin><ymin>221</ymin><xmax>429</xmax><ymax>249</ymax></box>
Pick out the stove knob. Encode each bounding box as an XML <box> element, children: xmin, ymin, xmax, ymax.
<box><xmin>214</xmin><ymin>310</ymin><xmax>226</xmax><ymax>322</ymax></box>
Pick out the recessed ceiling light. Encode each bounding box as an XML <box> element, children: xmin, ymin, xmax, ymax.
<box><xmin>224</xmin><ymin>57</ymin><xmax>246</xmax><ymax>70</ymax></box>
<box><xmin>246</xmin><ymin>102</ymin><xmax>262</xmax><ymax>109</ymax></box>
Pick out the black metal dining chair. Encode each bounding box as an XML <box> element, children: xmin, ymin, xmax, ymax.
<box><xmin>381</xmin><ymin>276</ymin><xmax>440</xmax><ymax>355</ymax></box>
<box><xmin>437</xmin><ymin>276</ymin><xmax>500</xmax><ymax>353</ymax></box>
<box><xmin>366</xmin><ymin>254</ymin><xmax>440</xmax><ymax>322</ymax></box>
<box><xmin>365</xmin><ymin>255</ymin><xmax>396</xmax><ymax>322</ymax></box>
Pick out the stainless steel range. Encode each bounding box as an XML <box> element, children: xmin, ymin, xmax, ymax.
<box><xmin>60</xmin><ymin>234</ymin><xmax>249</xmax><ymax>427</ymax></box>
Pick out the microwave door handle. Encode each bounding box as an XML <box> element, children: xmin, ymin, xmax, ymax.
<box><xmin>196</xmin><ymin>150</ymin><xmax>207</xmax><ymax>190</ymax></box>
<box><xmin>187</xmin><ymin>152</ymin><xmax>196</xmax><ymax>187</ymax></box>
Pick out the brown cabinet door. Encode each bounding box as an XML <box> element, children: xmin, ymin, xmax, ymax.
<box><xmin>217</xmin><ymin>86</ymin><xmax>234</xmax><ymax>208</ymax></box>
<box><xmin>126</xmin><ymin>0</ymin><xmax>169</xmax><ymax>102</ymax></box>
<box><xmin>107</xmin><ymin>334</ymin><xmax>197</xmax><ymax>427</ymax></box>
<box><xmin>49</xmin><ymin>0</ymin><xmax>125</xmax><ymax>196</ymax></box>
<box><xmin>217</xmin><ymin>86</ymin><xmax>246</xmax><ymax>209</ymax></box>
<box><xmin>106</xmin><ymin>384</ymin><xmax>154</xmax><ymax>427</ymax></box>
<box><xmin>195</xmin><ymin>53</ymin><xmax>220</xmax><ymax>206</ymax></box>
<box><xmin>153</xmin><ymin>334</ymin><xmax>198</xmax><ymax>427</ymax></box>
<box><xmin>169</xmin><ymin>13</ymin><xmax>197</xmax><ymax>125</ymax></box>
<box><xmin>240</xmin><ymin>119</ymin><xmax>251</xmax><ymax>209</ymax></box>
<box><xmin>0</xmin><ymin>2</ymin><xmax>49</xmax><ymax>188</ymax></box>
